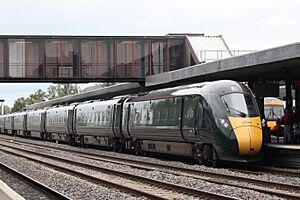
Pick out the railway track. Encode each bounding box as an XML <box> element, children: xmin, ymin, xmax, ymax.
<box><xmin>0</xmin><ymin>160</ymin><xmax>71</xmax><ymax>200</ymax></box>
<box><xmin>228</xmin><ymin>165</ymin><xmax>300</xmax><ymax>178</ymax></box>
<box><xmin>0</xmin><ymin>140</ymin><xmax>234</xmax><ymax>200</ymax></box>
<box><xmin>1</xmin><ymin>136</ymin><xmax>300</xmax><ymax>199</ymax></box>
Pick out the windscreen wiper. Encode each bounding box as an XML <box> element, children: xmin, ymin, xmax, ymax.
<box><xmin>223</xmin><ymin>100</ymin><xmax>246</xmax><ymax>117</ymax></box>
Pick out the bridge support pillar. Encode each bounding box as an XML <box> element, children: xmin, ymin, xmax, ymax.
<box><xmin>285</xmin><ymin>70</ymin><xmax>293</xmax><ymax>108</ymax></box>
<box><xmin>248</xmin><ymin>81</ymin><xmax>254</xmax><ymax>90</ymax></box>
<box><xmin>295</xmin><ymin>88</ymin><xmax>300</xmax><ymax>118</ymax></box>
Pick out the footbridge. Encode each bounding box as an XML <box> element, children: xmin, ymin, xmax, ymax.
<box><xmin>20</xmin><ymin>35</ymin><xmax>300</xmax><ymax>110</ymax></box>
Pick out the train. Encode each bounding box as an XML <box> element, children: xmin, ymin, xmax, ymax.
<box><xmin>0</xmin><ymin>80</ymin><xmax>263</xmax><ymax>165</ymax></box>
<box><xmin>264</xmin><ymin>97</ymin><xmax>284</xmax><ymax>129</ymax></box>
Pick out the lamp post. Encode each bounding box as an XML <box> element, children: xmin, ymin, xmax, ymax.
<box><xmin>0</xmin><ymin>99</ymin><xmax>4</xmax><ymax>115</ymax></box>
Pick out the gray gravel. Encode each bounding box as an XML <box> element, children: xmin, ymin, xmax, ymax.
<box><xmin>0</xmin><ymin>150</ymin><xmax>145</xmax><ymax>200</ymax></box>
<box><xmin>0</xmin><ymin>167</ymin><xmax>51</xmax><ymax>200</ymax></box>
<box><xmin>1</xmin><ymin>135</ymin><xmax>300</xmax><ymax>186</ymax></box>
<box><xmin>0</xmin><ymin>137</ymin><xmax>289</xmax><ymax>200</ymax></box>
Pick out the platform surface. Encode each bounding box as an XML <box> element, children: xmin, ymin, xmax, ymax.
<box><xmin>265</xmin><ymin>143</ymin><xmax>300</xmax><ymax>150</ymax></box>
<box><xmin>0</xmin><ymin>180</ymin><xmax>25</xmax><ymax>200</ymax></box>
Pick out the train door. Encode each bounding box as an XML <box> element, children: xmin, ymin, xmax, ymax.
<box><xmin>67</xmin><ymin>109</ymin><xmax>74</xmax><ymax>134</ymax></box>
<box><xmin>23</xmin><ymin>114</ymin><xmax>27</xmax><ymax>131</ymax></box>
<box><xmin>113</xmin><ymin>102</ymin><xmax>123</xmax><ymax>137</ymax></box>
<box><xmin>182</xmin><ymin>96</ymin><xmax>199</xmax><ymax>141</ymax></box>
<box><xmin>41</xmin><ymin>112</ymin><xmax>46</xmax><ymax>133</ymax></box>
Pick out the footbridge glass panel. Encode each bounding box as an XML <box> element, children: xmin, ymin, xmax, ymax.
<box><xmin>0</xmin><ymin>40</ymin><xmax>5</xmax><ymax>77</ymax></box>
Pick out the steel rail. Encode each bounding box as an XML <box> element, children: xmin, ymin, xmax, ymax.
<box><xmin>0</xmin><ymin>143</ymin><xmax>235</xmax><ymax>200</ymax></box>
<box><xmin>1</xmin><ymin>136</ymin><xmax>300</xmax><ymax>199</ymax></box>
<box><xmin>0</xmin><ymin>161</ymin><xmax>71</xmax><ymax>200</ymax></box>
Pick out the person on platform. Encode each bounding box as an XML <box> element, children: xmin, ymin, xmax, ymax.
<box><xmin>282</xmin><ymin>106</ymin><xmax>295</xmax><ymax>144</ymax></box>
<box><xmin>268</xmin><ymin>118</ymin><xmax>282</xmax><ymax>143</ymax></box>
<box><xmin>293</xmin><ymin>107</ymin><xmax>300</xmax><ymax>143</ymax></box>
<box><xmin>295</xmin><ymin>107</ymin><xmax>300</xmax><ymax>125</ymax></box>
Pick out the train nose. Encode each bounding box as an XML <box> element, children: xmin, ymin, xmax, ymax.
<box><xmin>234</xmin><ymin>126</ymin><xmax>263</xmax><ymax>155</ymax></box>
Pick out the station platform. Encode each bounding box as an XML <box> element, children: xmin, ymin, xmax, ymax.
<box><xmin>264</xmin><ymin>143</ymin><xmax>300</xmax><ymax>168</ymax></box>
<box><xmin>0</xmin><ymin>180</ymin><xmax>25</xmax><ymax>200</ymax></box>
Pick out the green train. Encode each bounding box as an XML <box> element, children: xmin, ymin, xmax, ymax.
<box><xmin>0</xmin><ymin>80</ymin><xmax>263</xmax><ymax>165</ymax></box>
<box><xmin>122</xmin><ymin>80</ymin><xmax>263</xmax><ymax>164</ymax></box>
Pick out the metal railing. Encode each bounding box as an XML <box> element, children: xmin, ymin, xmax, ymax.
<box><xmin>196</xmin><ymin>50</ymin><xmax>256</xmax><ymax>62</ymax></box>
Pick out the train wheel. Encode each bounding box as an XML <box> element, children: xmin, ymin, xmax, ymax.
<box><xmin>194</xmin><ymin>144</ymin><xmax>218</xmax><ymax>167</ymax></box>
<box><xmin>40</xmin><ymin>133</ymin><xmax>45</xmax><ymax>141</ymax></box>
<box><xmin>113</xmin><ymin>140</ymin><xmax>121</xmax><ymax>152</ymax></box>
<box><xmin>69</xmin><ymin>135</ymin><xmax>75</xmax><ymax>146</ymax></box>
<box><xmin>193</xmin><ymin>143</ymin><xmax>205</xmax><ymax>165</ymax></box>
<box><xmin>212</xmin><ymin>160</ymin><xmax>218</xmax><ymax>168</ymax></box>
<box><xmin>203</xmin><ymin>144</ymin><xmax>219</xmax><ymax>167</ymax></box>
<box><xmin>80</xmin><ymin>135</ymin><xmax>85</xmax><ymax>148</ymax></box>
<box><xmin>48</xmin><ymin>133</ymin><xmax>53</xmax><ymax>141</ymax></box>
<box><xmin>134</xmin><ymin>140</ymin><xmax>142</xmax><ymax>156</ymax></box>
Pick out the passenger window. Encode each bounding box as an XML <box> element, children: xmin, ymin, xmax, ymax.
<box><xmin>161</xmin><ymin>106</ymin><xmax>168</xmax><ymax>121</ymax></box>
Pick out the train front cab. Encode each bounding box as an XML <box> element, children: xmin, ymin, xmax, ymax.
<box><xmin>209</xmin><ymin>85</ymin><xmax>263</xmax><ymax>163</ymax></box>
<box><xmin>264</xmin><ymin>97</ymin><xmax>284</xmax><ymax>130</ymax></box>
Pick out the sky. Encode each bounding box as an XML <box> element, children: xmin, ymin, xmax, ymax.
<box><xmin>0</xmin><ymin>0</ymin><xmax>300</xmax><ymax>107</ymax></box>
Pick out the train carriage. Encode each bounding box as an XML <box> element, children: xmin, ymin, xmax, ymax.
<box><xmin>46</xmin><ymin>105</ymin><xmax>76</xmax><ymax>142</ymax></box>
<box><xmin>264</xmin><ymin>97</ymin><xmax>284</xmax><ymax>129</ymax></box>
<box><xmin>74</xmin><ymin>98</ymin><xmax>124</xmax><ymax>148</ymax></box>
<box><xmin>12</xmin><ymin>111</ymin><xmax>28</xmax><ymax>137</ymax></box>
<box><xmin>27</xmin><ymin>109</ymin><xmax>47</xmax><ymax>138</ymax></box>
<box><xmin>3</xmin><ymin>114</ymin><xmax>14</xmax><ymax>135</ymax></box>
<box><xmin>0</xmin><ymin>115</ymin><xmax>4</xmax><ymax>133</ymax></box>
<box><xmin>122</xmin><ymin>80</ymin><xmax>263</xmax><ymax>164</ymax></box>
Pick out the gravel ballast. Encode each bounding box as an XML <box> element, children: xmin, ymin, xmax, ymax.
<box><xmin>0</xmin><ymin>150</ymin><xmax>144</xmax><ymax>200</ymax></box>
<box><xmin>0</xmin><ymin>135</ymin><xmax>292</xmax><ymax>200</ymax></box>
<box><xmin>0</xmin><ymin>167</ymin><xmax>51</xmax><ymax>200</ymax></box>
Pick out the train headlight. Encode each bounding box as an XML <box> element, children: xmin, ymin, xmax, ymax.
<box><xmin>220</xmin><ymin>119</ymin><xmax>225</xmax><ymax>124</ymax></box>
<box><xmin>224</xmin><ymin>122</ymin><xmax>229</xmax><ymax>128</ymax></box>
<box><xmin>219</xmin><ymin>118</ymin><xmax>229</xmax><ymax>128</ymax></box>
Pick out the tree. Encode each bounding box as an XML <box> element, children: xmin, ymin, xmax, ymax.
<box><xmin>95</xmin><ymin>82</ymin><xmax>116</xmax><ymax>88</ymax></box>
<box><xmin>3</xmin><ymin>105</ymin><xmax>11</xmax><ymax>114</ymax></box>
<box><xmin>26</xmin><ymin>89</ymin><xmax>46</xmax><ymax>105</ymax></box>
<box><xmin>0</xmin><ymin>105</ymin><xmax>11</xmax><ymax>115</ymax></box>
<box><xmin>11</xmin><ymin>90</ymin><xmax>46</xmax><ymax>112</ymax></box>
<box><xmin>12</xmin><ymin>97</ymin><xmax>26</xmax><ymax>112</ymax></box>
<box><xmin>11</xmin><ymin>84</ymin><xmax>80</xmax><ymax>111</ymax></box>
<box><xmin>47</xmin><ymin>85</ymin><xmax>57</xmax><ymax>100</ymax></box>
<box><xmin>47</xmin><ymin>84</ymin><xmax>80</xmax><ymax>100</ymax></box>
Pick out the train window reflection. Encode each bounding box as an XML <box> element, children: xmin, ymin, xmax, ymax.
<box><xmin>221</xmin><ymin>93</ymin><xmax>259</xmax><ymax>117</ymax></box>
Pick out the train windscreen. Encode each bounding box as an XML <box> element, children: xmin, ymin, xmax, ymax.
<box><xmin>221</xmin><ymin>93</ymin><xmax>259</xmax><ymax>117</ymax></box>
<box><xmin>264</xmin><ymin>105</ymin><xmax>284</xmax><ymax>120</ymax></box>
